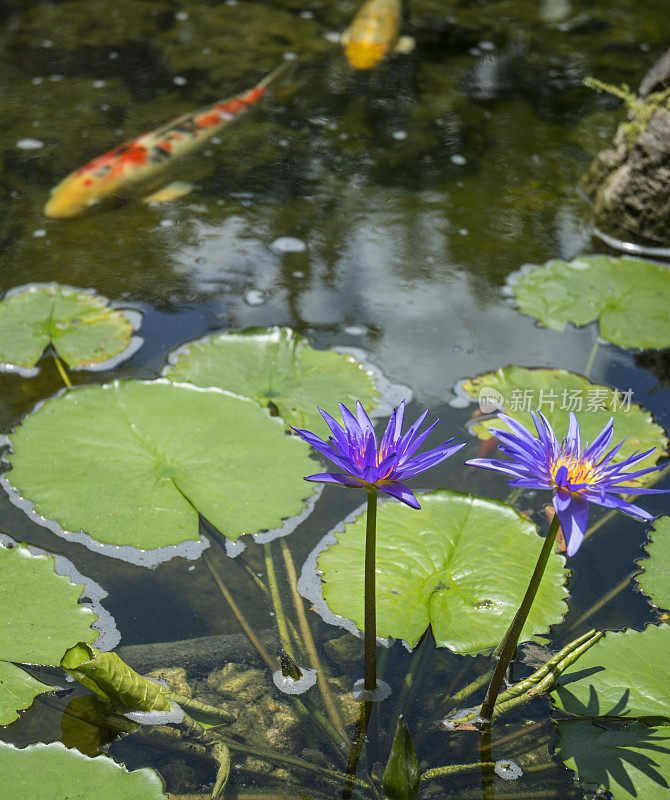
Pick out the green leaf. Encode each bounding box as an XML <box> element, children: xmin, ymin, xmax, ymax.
<box><xmin>461</xmin><ymin>366</ymin><xmax>667</xmax><ymax>484</ymax></box>
<box><xmin>555</xmin><ymin>720</ymin><xmax>670</xmax><ymax>800</ymax></box>
<box><xmin>383</xmin><ymin>715</ymin><xmax>420</xmax><ymax>800</ymax></box>
<box><xmin>0</xmin><ymin>542</ymin><xmax>97</xmax><ymax>723</ymax></box>
<box><xmin>0</xmin><ymin>741</ymin><xmax>167</xmax><ymax>799</ymax></box>
<box><xmin>0</xmin><ymin>661</ymin><xmax>57</xmax><ymax>726</ymax></box>
<box><xmin>552</xmin><ymin>625</ymin><xmax>670</xmax><ymax>721</ymax></box>
<box><xmin>4</xmin><ymin>380</ymin><xmax>317</xmax><ymax>550</ymax></box>
<box><xmin>637</xmin><ymin>517</ymin><xmax>670</xmax><ymax>612</ymax></box>
<box><xmin>511</xmin><ymin>255</ymin><xmax>670</xmax><ymax>349</ymax></box>
<box><xmin>317</xmin><ymin>490</ymin><xmax>568</xmax><ymax>652</ymax></box>
<box><xmin>0</xmin><ymin>283</ymin><xmax>139</xmax><ymax>370</ymax></box>
<box><xmin>163</xmin><ymin>327</ymin><xmax>379</xmax><ymax>430</ymax></box>
<box><xmin>61</xmin><ymin>643</ymin><xmax>172</xmax><ymax>712</ymax></box>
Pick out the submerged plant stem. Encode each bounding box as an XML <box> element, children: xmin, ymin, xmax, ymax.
<box><xmin>203</xmin><ymin>550</ymin><xmax>276</xmax><ymax>673</ymax></box>
<box><xmin>480</xmin><ymin>514</ymin><xmax>561</xmax><ymax>721</ymax></box>
<box><xmin>342</xmin><ymin>700</ymin><xmax>373</xmax><ymax>800</ymax></box>
<box><xmin>264</xmin><ymin>542</ymin><xmax>292</xmax><ymax>655</ymax></box>
<box><xmin>364</xmin><ymin>488</ymin><xmax>378</xmax><ymax>692</ymax></box>
<box><xmin>53</xmin><ymin>353</ymin><xmax>72</xmax><ymax>388</ymax></box>
<box><xmin>280</xmin><ymin>538</ymin><xmax>349</xmax><ymax>741</ymax></box>
<box><xmin>583</xmin><ymin>337</ymin><xmax>600</xmax><ymax>379</ymax></box>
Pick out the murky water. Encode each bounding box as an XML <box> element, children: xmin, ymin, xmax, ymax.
<box><xmin>1</xmin><ymin>0</ymin><xmax>668</xmax><ymax>797</ymax></box>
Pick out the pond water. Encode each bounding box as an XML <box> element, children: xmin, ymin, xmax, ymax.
<box><xmin>0</xmin><ymin>0</ymin><xmax>669</xmax><ymax>798</ymax></box>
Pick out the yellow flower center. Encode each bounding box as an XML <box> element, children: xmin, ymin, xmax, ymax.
<box><xmin>551</xmin><ymin>454</ymin><xmax>597</xmax><ymax>486</ymax></box>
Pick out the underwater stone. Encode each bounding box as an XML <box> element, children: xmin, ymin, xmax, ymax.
<box><xmin>324</xmin><ymin>633</ymin><xmax>363</xmax><ymax>670</ymax></box>
<box><xmin>146</xmin><ymin>666</ymin><xmax>192</xmax><ymax>699</ymax></box>
<box><xmin>206</xmin><ymin>663</ymin><xmax>268</xmax><ymax>703</ymax></box>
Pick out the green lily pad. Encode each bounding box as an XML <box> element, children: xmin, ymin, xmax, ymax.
<box><xmin>0</xmin><ymin>541</ymin><xmax>97</xmax><ymax>724</ymax></box>
<box><xmin>555</xmin><ymin>721</ymin><xmax>670</xmax><ymax>800</ymax></box>
<box><xmin>317</xmin><ymin>490</ymin><xmax>568</xmax><ymax>652</ymax></box>
<box><xmin>163</xmin><ymin>327</ymin><xmax>379</xmax><ymax>431</ymax></box>
<box><xmin>0</xmin><ymin>283</ymin><xmax>140</xmax><ymax>372</ymax></box>
<box><xmin>552</xmin><ymin>625</ymin><xmax>670</xmax><ymax>721</ymax></box>
<box><xmin>637</xmin><ymin>517</ymin><xmax>670</xmax><ymax>612</ymax></box>
<box><xmin>511</xmin><ymin>255</ymin><xmax>670</xmax><ymax>349</ymax></box>
<box><xmin>0</xmin><ymin>741</ymin><xmax>167</xmax><ymax>799</ymax></box>
<box><xmin>461</xmin><ymin>366</ymin><xmax>667</xmax><ymax>484</ymax></box>
<box><xmin>4</xmin><ymin>380</ymin><xmax>317</xmax><ymax>551</ymax></box>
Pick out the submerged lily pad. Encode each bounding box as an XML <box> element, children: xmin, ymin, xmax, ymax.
<box><xmin>552</xmin><ymin>625</ymin><xmax>670</xmax><ymax>721</ymax></box>
<box><xmin>511</xmin><ymin>255</ymin><xmax>670</xmax><ymax>349</ymax></box>
<box><xmin>556</xmin><ymin>721</ymin><xmax>670</xmax><ymax>800</ymax></box>
<box><xmin>0</xmin><ymin>541</ymin><xmax>97</xmax><ymax>724</ymax></box>
<box><xmin>0</xmin><ymin>741</ymin><xmax>167</xmax><ymax>799</ymax></box>
<box><xmin>3</xmin><ymin>380</ymin><xmax>316</xmax><ymax>550</ymax></box>
<box><xmin>163</xmin><ymin>327</ymin><xmax>379</xmax><ymax>431</ymax></box>
<box><xmin>461</xmin><ymin>367</ymin><xmax>667</xmax><ymax>484</ymax></box>
<box><xmin>317</xmin><ymin>490</ymin><xmax>568</xmax><ymax>652</ymax></box>
<box><xmin>637</xmin><ymin>517</ymin><xmax>670</xmax><ymax>612</ymax></box>
<box><xmin>0</xmin><ymin>283</ymin><xmax>140</xmax><ymax>372</ymax></box>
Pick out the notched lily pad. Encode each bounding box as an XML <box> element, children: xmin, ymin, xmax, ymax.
<box><xmin>0</xmin><ymin>283</ymin><xmax>142</xmax><ymax>374</ymax></box>
<box><xmin>163</xmin><ymin>326</ymin><xmax>379</xmax><ymax>431</ymax></box>
<box><xmin>556</xmin><ymin>721</ymin><xmax>670</xmax><ymax>800</ymax></box>
<box><xmin>0</xmin><ymin>741</ymin><xmax>167</xmax><ymax>799</ymax></box>
<box><xmin>317</xmin><ymin>490</ymin><xmax>568</xmax><ymax>652</ymax></box>
<box><xmin>637</xmin><ymin>517</ymin><xmax>670</xmax><ymax>612</ymax></box>
<box><xmin>2</xmin><ymin>379</ymin><xmax>317</xmax><ymax>553</ymax></box>
<box><xmin>552</xmin><ymin>624</ymin><xmax>670</xmax><ymax>721</ymax></box>
<box><xmin>459</xmin><ymin>366</ymin><xmax>667</xmax><ymax>484</ymax></box>
<box><xmin>0</xmin><ymin>541</ymin><xmax>97</xmax><ymax>724</ymax></box>
<box><xmin>509</xmin><ymin>255</ymin><xmax>670</xmax><ymax>349</ymax></box>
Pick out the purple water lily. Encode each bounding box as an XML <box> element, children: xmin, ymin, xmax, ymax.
<box><xmin>291</xmin><ymin>400</ymin><xmax>465</xmax><ymax>508</ymax></box>
<box><xmin>466</xmin><ymin>410</ymin><xmax>667</xmax><ymax>556</ymax></box>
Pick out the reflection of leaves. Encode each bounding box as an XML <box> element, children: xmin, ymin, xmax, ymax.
<box><xmin>556</xmin><ymin>720</ymin><xmax>670</xmax><ymax>800</ymax></box>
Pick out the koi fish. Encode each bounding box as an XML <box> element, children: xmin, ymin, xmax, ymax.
<box><xmin>44</xmin><ymin>62</ymin><xmax>289</xmax><ymax>219</ymax></box>
<box><xmin>341</xmin><ymin>0</ymin><xmax>415</xmax><ymax>71</ymax></box>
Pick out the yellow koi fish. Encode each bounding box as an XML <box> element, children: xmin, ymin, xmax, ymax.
<box><xmin>44</xmin><ymin>62</ymin><xmax>289</xmax><ymax>219</ymax></box>
<box><xmin>341</xmin><ymin>0</ymin><xmax>415</xmax><ymax>71</ymax></box>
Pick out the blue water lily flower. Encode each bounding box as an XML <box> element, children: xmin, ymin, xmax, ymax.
<box><xmin>466</xmin><ymin>411</ymin><xmax>667</xmax><ymax>556</ymax></box>
<box><xmin>291</xmin><ymin>400</ymin><xmax>465</xmax><ymax>508</ymax></box>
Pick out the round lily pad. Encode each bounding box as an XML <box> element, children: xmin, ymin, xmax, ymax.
<box><xmin>163</xmin><ymin>327</ymin><xmax>379</xmax><ymax>431</ymax></box>
<box><xmin>637</xmin><ymin>517</ymin><xmax>670</xmax><ymax>612</ymax></box>
<box><xmin>0</xmin><ymin>283</ymin><xmax>140</xmax><ymax>372</ymax></box>
<box><xmin>317</xmin><ymin>490</ymin><xmax>568</xmax><ymax>652</ymax></box>
<box><xmin>0</xmin><ymin>541</ymin><xmax>97</xmax><ymax>724</ymax></box>
<box><xmin>556</xmin><ymin>721</ymin><xmax>670</xmax><ymax>800</ymax></box>
<box><xmin>461</xmin><ymin>366</ymin><xmax>667</xmax><ymax>484</ymax></box>
<box><xmin>0</xmin><ymin>741</ymin><xmax>167</xmax><ymax>800</ymax></box>
<box><xmin>3</xmin><ymin>380</ymin><xmax>317</xmax><ymax>550</ymax></box>
<box><xmin>510</xmin><ymin>255</ymin><xmax>670</xmax><ymax>349</ymax></box>
<box><xmin>552</xmin><ymin>624</ymin><xmax>670</xmax><ymax>721</ymax></box>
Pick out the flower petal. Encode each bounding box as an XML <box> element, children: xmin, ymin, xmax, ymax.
<box><xmin>553</xmin><ymin>492</ymin><xmax>589</xmax><ymax>556</ymax></box>
<box><xmin>378</xmin><ymin>481</ymin><xmax>421</xmax><ymax>509</ymax></box>
<box><xmin>304</xmin><ymin>472</ymin><xmax>366</xmax><ymax>488</ymax></box>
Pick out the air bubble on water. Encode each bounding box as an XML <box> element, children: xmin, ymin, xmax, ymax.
<box><xmin>175</xmin><ymin>10</ymin><xmax>189</xmax><ymax>20</ymax></box>
<box><xmin>109</xmin><ymin>51</ymin><xmax>118</xmax><ymax>60</ymax></box>
<box><xmin>270</xmin><ymin>236</ymin><xmax>307</xmax><ymax>253</ymax></box>
<box><xmin>32</xmin><ymin>77</ymin><xmax>44</xmax><ymax>85</ymax></box>
<box><xmin>459</xmin><ymin>228</ymin><xmax>469</xmax><ymax>235</ymax></box>
<box><xmin>93</xmin><ymin>80</ymin><xmax>106</xmax><ymax>89</ymax></box>
<box><xmin>451</xmin><ymin>154</ymin><xmax>467</xmax><ymax>165</ymax></box>
<box><xmin>33</xmin><ymin>229</ymin><xmax>47</xmax><ymax>238</ymax></box>
<box><xmin>292</xmin><ymin>270</ymin><xmax>304</xmax><ymax>278</ymax></box>
<box><xmin>299</xmin><ymin>9</ymin><xmax>314</xmax><ymax>18</ymax></box>
<box><xmin>344</xmin><ymin>324</ymin><xmax>367</xmax><ymax>336</ymax></box>
<box><xmin>16</xmin><ymin>138</ymin><xmax>44</xmax><ymax>150</ymax></box>
<box><xmin>160</xmin><ymin>219</ymin><xmax>175</xmax><ymax>228</ymax></box>
<box><xmin>479</xmin><ymin>40</ymin><xmax>496</xmax><ymax>50</ymax></box>
<box><xmin>244</xmin><ymin>289</ymin><xmax>266</xmax><ymax>306</ymax></box>
<box><xmin>392</xmin><ymin>130</ymin><xmax>408</xmax><ymax>141</ymax></box>
<box><xmin>173</xmin><ymin>76</ymin><xmax>187</xmax><ymax>86</ymax></box>
<box><xmin>324</xmin><ymin>31</ymin><xmax>342</xmax><ymax>43</ymax></box>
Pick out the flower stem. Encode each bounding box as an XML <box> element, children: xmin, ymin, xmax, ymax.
<box><xmin>364</xmin><ymin>488</ymin><xmax>378</xmax><ymax>692</ymax></box>
<box><xmin>479</xmin><ymin>513</ymin><xmax>561</xmax><ymax>721</ymax></box>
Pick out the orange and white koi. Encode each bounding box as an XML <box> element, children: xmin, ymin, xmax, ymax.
<box><xmin>341</xmin><ymin>0</ymin><xmax>414</xmax><ymax>71</ymax></box>
<box><xmin>44</xmin><ymin>62</ymin><xmax>289</xmax><ymax>219</ymax></box>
